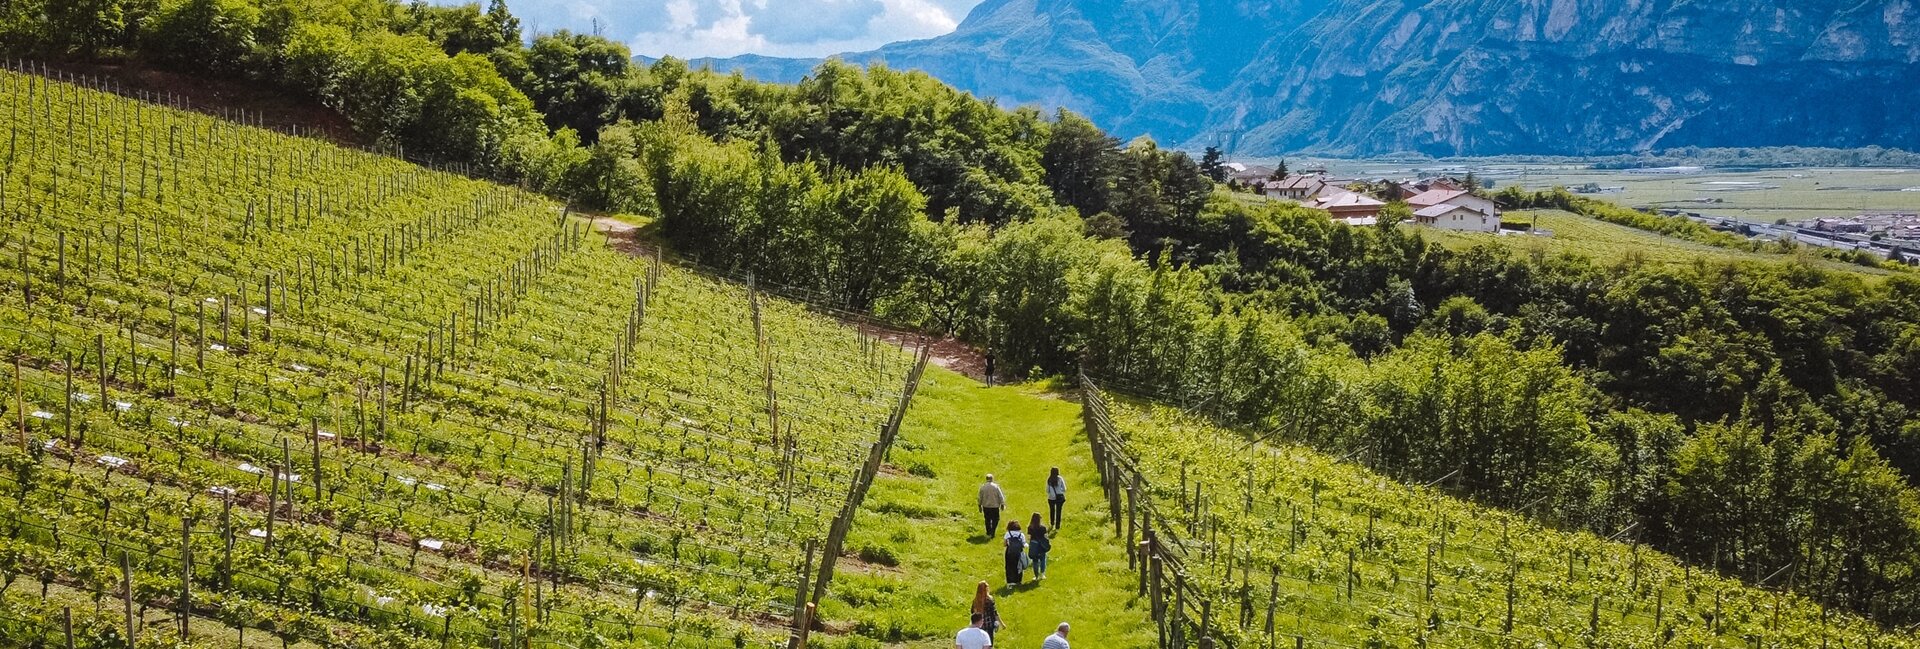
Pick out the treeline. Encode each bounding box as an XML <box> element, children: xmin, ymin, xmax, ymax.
<box><xmin>0</xmin><ymin>0</ymin><xmax>1212</xmax><ymax>249</ymax></box>
<box><xmin>1587</xmin><ymin>145</ymin><xmax>1920</xmax><ymax>169</ymax></box>
<box><xmin>14</xmin><ymin>0</ymin><xmax>1920</xmax><ymax>625</ymax></box>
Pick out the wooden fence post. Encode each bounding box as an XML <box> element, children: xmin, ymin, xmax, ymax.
<box><xmin>121</xmin><ymin>551</ymin><xmax>135</xmax><ymax>645</ymax></box>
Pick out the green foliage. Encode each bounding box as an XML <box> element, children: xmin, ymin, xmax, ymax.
<box><xmin>1199</xmin><ymin>145</ymin><xmax>1225</xmax><ymax>182</ymax></box>
<box><xmin>1099</xmin><ymin>393</ymin><xmax>1920</xmax><ymax>648</ymax></box>
<box><xmin>142</xmin><ymin>0</ymin><xmax>261</xmax><ymax>75</ymax></box>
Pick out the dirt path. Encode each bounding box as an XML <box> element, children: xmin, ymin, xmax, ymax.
<box><xmin>586</xmin><ymin>215</ymin><xmax>991</xmax><ymax>379</ymax></box>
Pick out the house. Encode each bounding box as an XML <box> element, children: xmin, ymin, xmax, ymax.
<box><xmin>1308</xmin><ymin>191</ymin><xmax>1385</xmax><ymax>224</ymax></box>
<box><xmin>1260</xmin><ymin>175</ymin><xmax>1325</xmax><ymax>200</ymax></box>
<box><xmin>1407</xmin><ymin>188</ymin><xmax>1499</xmax><ymax>218</ymax></box>
<box><xmin>1414</xmin><ymin>204</ymin><xmax>1498</xmax><ymax>232</ymax></box>
<box><xmin>1229</xmin><ymin>165</ymin><xmax>1276</xmax><ymax>185</ymax></box>
<box><xmin>1815</xmin><ymin>218</ymin><xmax>1870</xmax><ymax>234</ymax></box>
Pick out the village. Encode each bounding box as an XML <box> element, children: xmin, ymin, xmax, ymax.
<box><xmin>1225</xmin><ymin>163</ymin><xmax>1920</xmax><ymax>263</ymax></box>
<box><xmin>1224</xmin><ymin>163</ymin><xmax>1507</xmax><ymax>233</ymax></box>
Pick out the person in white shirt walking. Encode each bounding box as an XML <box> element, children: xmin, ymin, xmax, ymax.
<box><xmin>979</xmin><ymin>474</ymin><xmax>1007</xmax><ymax>539</ymax></box>
<box><xmin>957</xmin><ymin>613</ymin><xmax>994</xmax><ymax>649</ymax></box>
<box><xmin>1045</xmin><ymin>468</ymin><xmax>1066</xmax><ymax>530</ymax></box>
<box><xmin>1042</xmin><ymin>623</ymin><xmax>1070</xmax><ymax>649</ymax></box>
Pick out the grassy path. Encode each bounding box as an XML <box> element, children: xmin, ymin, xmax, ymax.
<box><xmin>817</xmin><ymin>368</ymin><xmax>1154</xmax><ymax>649</ymax></box>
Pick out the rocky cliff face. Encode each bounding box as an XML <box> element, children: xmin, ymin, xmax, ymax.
<box><xmin>694</xmin><ymin>0</ymin><xmax>1920</xmax><ymax>156</ymax></box>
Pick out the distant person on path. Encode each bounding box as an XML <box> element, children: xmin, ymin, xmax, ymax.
<box><xmin>983</xmin><ymin>353</ymin><xmax>996</xmax><ymax>386</ymax></box>
<box><xmin>971</xmin><ymin>581</ymin><xmax>1003</xmax><ymax>643</ymax></box>
<box><xmin>979</xmin><ymin>474</ymin><xmax>1006</xmax><ymax>538</ymax></box>
<box><xmin>1003</xmin><ymin>521</ymin><xmax>1027</xmax><ymax>586</ymax></box>
<box><xmin>1026</xmin><ymin>512</ymin><xmax>1051</xmax><ymax>581</ymax></box>
<box><xmin>1042</xmin><ymin>623</ymin><xmax>1070</xmax><ymax>649</ymax></box>
<box><xmin>1045</xmin><ymin>467</ymin><xmax>1066</xmax><ymax>529</ymax></box>
<box><xmin>957</xmin><ymin>612</ymin><xmax>993</xmax><ymax>649</ymax></box>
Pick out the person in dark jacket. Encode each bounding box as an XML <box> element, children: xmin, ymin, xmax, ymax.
<box><xmin>1026</xmin><ymin>512</ymin><xmax>1052</xmax><ymax>581</ymax></box>
<box><xmin>1002</xmin><ymin>521</ymin><xmax>1026</xmax><ymax>586</ymax></box>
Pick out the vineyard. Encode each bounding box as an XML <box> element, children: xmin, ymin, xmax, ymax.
<box><xmin>0</xmin><ymin>64</ymin><xmax>923</xmax><ymax>648</ymax></box>
<box><xmin>1081</xmin><ymin>378</ymin><xmax>1920</xmax><ymax>649</ymax></box>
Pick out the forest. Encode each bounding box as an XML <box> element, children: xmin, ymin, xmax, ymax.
<box><xmin>8</xmin><ymin>0</ymin><xmax>1920</xmax><ymax>626</ymax></box>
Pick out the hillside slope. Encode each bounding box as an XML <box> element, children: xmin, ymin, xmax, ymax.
<box><xmin>695</xmin><ymin>0</ymin><xmax>1920</xmax><ymax>156</ymax></box>
<box><xmin>0</xmin><ymin>68</ymin><xmax>915</xmax><ymax>648</ymax></box>
<box><xmin>1082</xmin><ymin>382</ymin><xmax>1920</xmax><ymax>648</ymax></box>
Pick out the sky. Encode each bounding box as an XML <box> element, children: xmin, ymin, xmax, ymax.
<box><xmin>490</xmin><ymin>0</ymin><xmax>986</xmax><ymax>59</ymax></box>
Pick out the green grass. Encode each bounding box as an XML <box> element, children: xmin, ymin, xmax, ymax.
<box><xmin>1419</xmin><ymin>209</ymin><xmax>1895</xmax><ymax>276</ymax></box>
<box><xmin>817</xmin><ymin>372</ymin><xmax>1154</xmax><ymax>649</ymax></box>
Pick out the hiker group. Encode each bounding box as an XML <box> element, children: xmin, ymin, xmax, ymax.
<box><xmin>977</xmin><ymin>468</ymin><xmax>1065</xmax><ymax>587</ymax></box>
<box><xmin>960</xmin><ymin>468</ymin><xmax>1073</xmax><ymax>649</ymax></box>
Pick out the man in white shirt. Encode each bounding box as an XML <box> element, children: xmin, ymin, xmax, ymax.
<box><xmin>957</xmin><ymin>613</ymin><xmax>993</xmax><ymax>649</ymax></box>
<box><xmin>978</xmin><ymin>474</ymin><xmax>1006</xmax><ymax>538</ymax></box>
<box><xmin>1042</xmin><ymin>623</ymin><xmax>1070</xmax><ymax>649</ymax></box>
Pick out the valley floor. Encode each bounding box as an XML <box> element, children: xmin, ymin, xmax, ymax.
<box><xmin>819</xmin><ymin>370</ymin><xmax>1155</xmax><ymax>649</ymax></box>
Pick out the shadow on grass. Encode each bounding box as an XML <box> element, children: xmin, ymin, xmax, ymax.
<box><xmin>1000</xmin><ymin>580</ymin><xmax>1044</xmax><ymax>596</ymax></box>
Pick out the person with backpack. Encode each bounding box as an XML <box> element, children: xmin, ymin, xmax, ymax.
<box><xmin>1045</xmin><ymin>468</ymin><xmax>1066</xmax><ymax>530</ymax></box>
<box><xmin>1002</xmin><ymin>521</ymin><xmax>1027</xmax><ymax>586</ymax></box>
<box><xmin>1026</xmin><ymin>512</ymin><xmax>1052</xmax><ymax>581</ymax></box>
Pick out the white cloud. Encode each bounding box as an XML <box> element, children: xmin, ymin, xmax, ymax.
<box><xmin>469</xmin><ymin>0</ymin><xmax>982</xmax><ymax>58</ymax></box>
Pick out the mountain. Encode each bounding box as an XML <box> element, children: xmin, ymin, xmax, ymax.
<box><xmin>687</xmin><ymin>0</ymin><xmax>1920</xmax><ymax>157</ymax></box>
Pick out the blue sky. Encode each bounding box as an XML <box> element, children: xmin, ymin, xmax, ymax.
<box><xmin>490</xmin><ymin>0</ymin><xmax>985</xmax><ymax>59</ymax></box>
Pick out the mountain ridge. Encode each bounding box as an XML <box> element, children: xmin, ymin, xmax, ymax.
<box><xmin>678</xmin><ymin>0</ymin><xmax>1920</xmax><ymax>157</ymax></box>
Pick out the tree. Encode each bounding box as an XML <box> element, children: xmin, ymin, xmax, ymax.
<box><xmin>829</xmin><ymin>167</ymin><xmax>927</xmax><ymax>308</ymax></box>
<box><xmin>486</xmin><ymin>0</ymin><xmax>521</xmax><ymax>47</ymax></box>
<box><xmin>1664</xmin><ymin>421</ymin><xmax>1776</xmax><ymax>565</ymax></box>
<box><xmin>1041</xmin><ymin>109</ymin><xmax>1119</xmax><ymax>218</ymax></box>
<box><xmin>1271</xmin><ymin>159</ymin><xmax>1289</xmax><ymax>181</ymax></box>
<box><xmin>1418</xmin><ymin>295</ymin><xmax>1495</xmax><ymax>339</ymax></box>
<box><xmin>1199</xmin><ymin>146</ymin><xmax>1226</xmax><ymax>183</ymax></box>
<box><xmin>140</xmin><ymin>0</ymin><xmax>259</xmax><ymax>76</ymax></box>
<box><xmin>45</xmin><ymin>0</ymin><xmax>129</xmax><ymax>58</ymax></box>
<box><xmin>523</xmin><ymin>31</ymin><xmax>633</xmax><ymax>139</ymax></box>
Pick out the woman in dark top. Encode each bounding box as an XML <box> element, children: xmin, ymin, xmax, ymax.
<box><xmin>971</xmin><ymin>581</ymin><xmax>1002</xmax><ymax>641</ymax></box>
<box><xmin>1026</xmin><ymin>512</ymin><xmax>1051</xmax><ymax>581</ymax></box>
<box><xmin>1002</xmin><ymin>521</ymin><xmax>1026</xmax><ymax>586</ymax></box>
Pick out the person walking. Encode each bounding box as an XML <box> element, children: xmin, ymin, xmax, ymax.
<box><xmin>1002</xmin><ymin>521</ymin><xmax>1027</xmax><ymax>586</ymax></box>
<box><xmin>983</xmin><ymin>353</ymin><xmax>996</xmax><ymax>386</ymax></box>
<box><xmin>970</xmin><ymin>581</ymin><xmax>1002</xmax><ymax>643</ymax></box>
<box><xmin>957</xmin><ymin>613</ymin><xmax>993</xmax><ymax>649</ymax></box>
<box><xmin>1042</xmin><ymin>623</ymin><xmax>1070</xmax><ymax>649</ymax></box>
<box><xmin>1045</xmin><ymin>467</ymin><xmax>1066</xmax><ymax>530</ymax></box>
<box><xmin>978</xmin><ymin>474</ymin><xmax>1006</xmax><ymax>539</ymax></box>
<box><xmin>1026</xmin><ymin>512</ymin><xmax>1052</xmax><ymax>581</ymax></box>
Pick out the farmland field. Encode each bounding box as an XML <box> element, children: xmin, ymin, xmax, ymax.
<box><xmin>1292</xmin><ymin>159</ymin><xmax>1920</xmax><ymax>223</ymax></box>
<box><xmin>1417</xmin><ymin>210</ymin><xmax>1897</xmax><ymax>276</ymax></box>
<box><xmin>0</xmin><ymin>68</ymin><xmax>920</xmax><ymax>648</ymax></box>
<box><xmin>1082</xmin><ymin>382</ymin><xmax>1920</xmax><ymax>649</ymax></box>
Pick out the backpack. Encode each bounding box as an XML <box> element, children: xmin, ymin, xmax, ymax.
<box><xmin>1005</xmin><ymin>532</ymin><xmax>1025</xmax><ymax>555</ymax></box>
<box><xmin>1031</xmin><ymin>531</ymin><xmax>1050</xmax><ymax>556</ymax></box>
